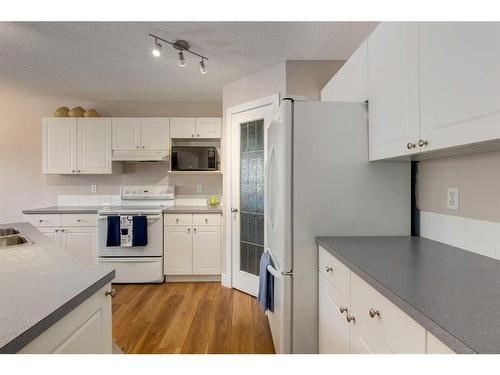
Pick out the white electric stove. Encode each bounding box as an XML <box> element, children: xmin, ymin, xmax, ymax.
<box><xmin>97</xmin><ymin>185</ymin><xmax>174</xmax><ymax>283</ymax></box>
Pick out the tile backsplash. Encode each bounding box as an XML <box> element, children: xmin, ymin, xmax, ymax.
<box><xmin>57</xmin><ymin>195</ymin><xmax>121</xmax><ymax>207</ymax></box>
<box><xmin>420</xmin><ymin>211</ymin><xmax>500</xmax><ymax>260</ymax></box>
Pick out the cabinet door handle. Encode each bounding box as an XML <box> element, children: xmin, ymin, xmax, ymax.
<box><xmin>72</xmin><ymin>170</ymin><xmax>76</xmax><ymax>173</ymax></box>
<box><xmin>142</xmin><ymin>145</ymin><xmax>145</xmax><ymax>149</ymax></box>
<box><xmin>418</xmin><ymin>139</ymin><xmax>429</xmax><ymax>147</ymax></box>
<box><xmin>188</xmin><ymin>228</ymin><xmax>191</xmax><ymax>233</ymax></box>
<box><xmin>76</xmin><ymin>219</ymin><xmax>81</xmax><ymax>222</ymax></box>
<box><xmin>197</xmin><ymin>134</ymin><xmax>200</xmax><ymax>137</ymax></box>
<box><xmin>369</xmin><ymin>308</ymin><xmax>380</xmax><ymax>318</ymax></box>
<box><xmin>55</xmin><ymin>229</ymin><xmax>59</xmax><ymax>232</ymax></box>
<box><xmin>339</xmin><ymin>306</ymin><xmax>347</xmax><ymax>314</ymax></box>
<box><xmin>176</xmin><ymin>218</ymin><xmax>179</xmax><ymax>223</ymax></box>
<box><xmin>136</xmin><ymin>145</ymin><xmax>140</xmax><ymax>149</ymax></box>
<box><xmin>193</xmin><ymin>228</ymin><xmax>197</xmax><ymax>233</ymax></box>
<box><xmin>325</xmin><ymin>265</ymin><xmax>333</xmax><ymax>273</ymax></box>
<box><xmin>105</xmin><ymin>288</ymin><xmax>116</xmax><ymax>297</ymax></box>
<box><xmin>406</xmin><ymin>142</ymin><xmax>416</xmax><ymax>150</ymax></box>
<box><xmin>192</xmin><ymin>134</ymin><xmax>195</xmax><ymax>137</ymax></box>
<box><xmin>38</xmin><ymin>219</ymin><xmax>44</xmax><ymax>223</ymax></box>
<box><xmin>60</xmin><ymin>229</ymin><xmax>65</xmax><ymax>232</ymax></box>
<box><xmin>346</xmin><ymin>314</ymin><xmax>355</xmax><ymax>323</ymax></box>
<box><xmin>77</xmin><ymin>170</ymin><xmax>81</xmax><ymax>173</ymax></box>
<box><xmin>205</xmin><ymin>218</ymin><xmax>208</xmax><ymax>224</ymax></box>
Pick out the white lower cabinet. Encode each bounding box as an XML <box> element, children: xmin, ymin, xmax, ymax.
<box><xmin>25</xmin><ymin>213</ymin><xmax>98</xmax><ymax>266</ymax></box>
<box><xmin>318</xmin><ymin>246</ymin><xmax>454</xmax><ymax>354</ymax></box>
<box><xmin>164</xmin><ymin>226</ymin><xmax>193</xmax><ymax>275</ymax></box>
<box><xmin>19</xmin><ymin>284</ymin><xmax>113</xmax><ymax>354</ymax></box>
<box><xmin>318</xmin><ymin>273</ymin><xmax>350</xmax><ymax>354</ymax></box>
<box><xmin>164</xmin><ymin>213</ymin><xmax>222</xmax><ymax>276</ymax></box>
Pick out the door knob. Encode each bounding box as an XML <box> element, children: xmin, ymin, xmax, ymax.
<box><xmin>418</xmin><ymin>139</ymin><xmax>429</xmax><ymax>147</ymax></box>
<box><xmin>369</xmin><ymin>308</ymin><xmax>380</xmax><ymax>318</ymax></box>
<box><xmin>406</xmin><ymin>142</ymin><xmax>416</xmax><ymax>150</ymax></box>
<box><xmin>231</xmin><ymin>208</ymin><xmax>238</xmax><ymax>213</ymax></box>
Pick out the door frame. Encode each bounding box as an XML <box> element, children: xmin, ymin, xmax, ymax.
<box><xmin>222</xmin><ymin>94</ymin><xmax>280</xmax><ymax>289</ymax></box>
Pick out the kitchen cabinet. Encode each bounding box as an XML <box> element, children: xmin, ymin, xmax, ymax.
<box><xmin>164</xmin><ymin>226</ymin><xmax>193</xmax><ymax>275</ymax></box>
<box><xmin>419</xmin><ymin>22</ymin><xmax>500</xmax><ymax>152</ymax></box>
<box><xmin>192</xmin><ymin>226</ymin><xmax>221</xmax><ymax>274</ymax></box>
<box><xmin>321</xmin><ymin>40</ymin><xmax>368</xmax><ymax>102</ymax></box>
<box><xmin>195</xmin><ymin>118</ymin><xmax>222</xmax><ymax>138</ymax></box>
<box><xmin>367</xmin><ymin>22</ymin><xmax>420</xmax><ymax>161</ymax></box>
<box><xmin>164</xmin><ymin>213</ymin><xmax>222</xmax><ymax>276</ymax></box>
<box><xmin>42</xmin><ymin>118</ymin><xmax>112</xmax><ymax>174</ymax></box>
<box><xmin>24</xmin><ymin>213</ymin><xmax>98</xmax><ymax>266</ymax></box>
<box><xmin>170</xmin><ymin>117</ymin><xmax>222</xmax><ymax>139</ymax></box>
<box><xmin>318</xmin><ymin>273</ymin><xmax>350</xmax><ymax>354</ymax></box>
<box><xmin>112</xmin><ymin>118</ymin><xmax>170</xmax><ymax>150</ymax></box>
<box><xmin>60</xmin><ymin>227</ymin><xmax>97</xmax><ymax>266</ymax></box>
<box><xmin>19</xmin><ymin>284</ymin><xmax>113</xmax><ymax>354</ymax></box>
<box><xmin>318</xmin><ymin>245</ymin><xmax>444</xmax><ymax>354</ymax></box>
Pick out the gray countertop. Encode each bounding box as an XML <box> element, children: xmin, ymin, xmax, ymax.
<box><xmin>0</xmin><ymin>222</ymin><xmax>115</xmax><ymax>353</ymax></box>
<box><xmin>22</xmin><ymin>205</ymin><xmax>223</xmax><ymax>214</ymax></box>
<box><xmin>316</xmin><ymin>236</ymin><xmax>500</xmax><ymax>354</ymax></box>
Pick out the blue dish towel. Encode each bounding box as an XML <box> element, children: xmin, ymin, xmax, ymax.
<box><xmin>257</xmin><ymin>251</ymin><xmax>274</xmax><ymax>312</ymax></box>
<box><xmin>106</xmin><ymin>216</ymin><xmax>120</xmax><ymax>247</ymax></box>
<box><xmin>132</xmin><ymin>215</ymin><xmax>148</xmax><ymax>247</ymax></box>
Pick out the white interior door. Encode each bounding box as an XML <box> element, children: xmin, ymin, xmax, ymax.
<box><xmin>231</xmin><ymin>101</ymin><xmax>275</xmax><ymax>296</ymax></box>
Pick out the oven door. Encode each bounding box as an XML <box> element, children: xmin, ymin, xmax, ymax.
<box><xmin>97</xmin><ymin>213</ymin><xmax>163</xmax><ymax>257</ymax></box>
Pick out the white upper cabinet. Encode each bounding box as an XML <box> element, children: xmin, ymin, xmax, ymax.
<box><xmin>77</xmin><ymin>118</ymin><xmax>112</xmax><ymax>174</ymax></box>
<box><xmin>112</xmin><ymin>118</ymin><xmax>141</xmax><ymax>150</ymax></box>
<box><xmin>170</xmin><ymin>117</ymin><xmax>222</xmax><ymax>139</ymax></box>
<box><xmin>170</xmin><ymin>118</ymin><xmax>196</xmax><ymax>138</ymax></box>
<box><xmin>140</xmin><ymin>118</ymin><xmax>170</xmax><ymax>150</ymax></box>
<box><xmin>195</xmin><ymin>118</ymin><xmax>222</xmax><ymax>138</ymax></box>
<box><xmin>419</xmin><ymin>22</ymin><xmax>500</xmax><ymax>152</ymax></box>
<box><xmin>368</xmin><ymin>22</ymin><xmax>420</xmax><ymax>161</ymax></box>
<box><xmin>42</xmin><ymin>118</ymin><xmax>77</xmax><ymax>174</ymax></box>
<box><xmin>43</xmin><ymin>118</ymin><xmax>111</xmax><ymax>174</ymax></box>
<box><xmin>321</xmin><ymin>40</ymin><xmax>368</xmax><ymax>103</ymax></box>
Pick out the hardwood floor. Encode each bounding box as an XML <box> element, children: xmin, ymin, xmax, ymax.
<box><xmin>112</xmin><ymin>282</ymin><xmax>276</xmax><ymax>354</ymax></box>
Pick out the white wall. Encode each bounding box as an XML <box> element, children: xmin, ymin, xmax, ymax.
<box><xmin>0</xmin><ymin>93</ymin><xmax>222</xmax><ymax>223</ymax></box>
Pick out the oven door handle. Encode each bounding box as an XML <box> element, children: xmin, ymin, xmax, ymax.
<box><xmin>98</xmin><ymin>214</ymin><xmax>161</xmax><ymax>220</ymax></box>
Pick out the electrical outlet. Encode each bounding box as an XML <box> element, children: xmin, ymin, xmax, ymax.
<box><xmin>91</xmin><ymin>184</ymin><xmax>97</xmax><ymax>194</ymax></box>
<box><xmin>447</xmin><ymin>188</ymin><xmax>459</xmax><ymax>210</ymax></box>
<box><xmin>196</xmin><ymin>184</ymin><xmax>203</xmax><ymax>193</ymax></box>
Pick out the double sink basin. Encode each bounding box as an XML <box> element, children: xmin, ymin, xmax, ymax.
<box><xmin>0</xmin><ymin>228</ymin><xmax>30</xmax><ymax>248</ymax></box>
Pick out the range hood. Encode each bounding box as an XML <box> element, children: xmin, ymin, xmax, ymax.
<box><xmin>112</xmin><ymin>150</ymin><xmax>169</xmax><ymax>162</ymax></box>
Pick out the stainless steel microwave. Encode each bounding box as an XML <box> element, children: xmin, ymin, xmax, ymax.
<box><xmin>171</xmin><ymin>146</ymin><xmax>217</xmax><ymax>171</ymax></box>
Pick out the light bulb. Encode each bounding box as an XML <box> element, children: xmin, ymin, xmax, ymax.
<box><xmin>152</xmin><ymin>41</ymin><xmax>162</xmax><ymax>57</ymax></box>
<box><xmin>178</xmin><ymin>51</ymin><xmax>186</xmax><ymax>67</ymax></box>
<box><xmin>199</xmin><ymin>59</ymin><xmax>207</xmax><ymax>74</ymax></box>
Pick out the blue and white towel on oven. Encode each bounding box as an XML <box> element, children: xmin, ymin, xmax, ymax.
<box><xmin>120</xmin><ymin>215</ymin><xmax>133</xmax><ymax>247</ymax></box>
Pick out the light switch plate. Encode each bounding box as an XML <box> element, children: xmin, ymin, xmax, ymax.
<box><xmin>447</xmin><ymin>188</ymin><xmax>459</xmax><ymax>210</ymax></box>
<box><xmin>196</xmin><ymin>184</ymin><xmax>203</xmax><ymax>193</ymax></box>
<box><xmin>91</xmin><ymin>185</ymin><xmax>97</xmax><ymax>194</ymax></box>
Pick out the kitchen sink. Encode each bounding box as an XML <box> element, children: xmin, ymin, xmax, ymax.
<box><xmin>0</xmin><ymin>234</ymin><xmax>29</xmax><ymax>248</ymax></box>
<box><xmin>0</xmin><ymin>228</ymin><xmax>20</xmax><ymax>236</ymax></box>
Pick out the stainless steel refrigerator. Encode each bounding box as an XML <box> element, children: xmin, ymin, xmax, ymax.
<box><xmin>264</xmin><ymin>98</ymin><xmax>410</xmax><ymax>353</ymax></box>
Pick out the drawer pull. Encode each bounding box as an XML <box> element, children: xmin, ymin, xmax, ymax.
<box><xmin>339</xmin><ymin>306</ymin><xmax>347</xmax><ymax>314</ymax></box>
<box><xmin>38</xmin><ymin>219</ymin><xmax>44</xmax><ymax>223</ymax></box>
<box><xmin>76</xmin><ymin>219</ymin><xmax>81</xmax><ymax>222</ymax></box>
<box><xmin>205</xmin><ymin>218</ymin><xmax>208</xmax><ymax>223</ymax></box>
<box><xmin>105</xmin><ymin>288</ymin><xmax>116</xmax><ymax>297</ymax></box>
<box><xmin>369</xmin><ymin>308</ymin><xmax>380</xmax><ymax>318</ymax></box>
<box><xmin>346</xmin><ymin>314</ymin><xmax>355</xmax><ymax>323</ymax></box>
<box><xmin>176</xmin><ymin>218</ymin><xmax>179</xmax><ymax>223</ymax></box>
<box><xmin>325</xmin><ymin>265</ymin><xmax>333</xmax><ymax>273</ymax></box>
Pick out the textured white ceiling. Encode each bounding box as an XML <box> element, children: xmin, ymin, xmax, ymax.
<box><xmin>0</xmin><ymin>22</ymin><xmax>378</xmax><ymax>101</ymax></box>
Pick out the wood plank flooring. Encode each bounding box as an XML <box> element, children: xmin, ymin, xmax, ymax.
<box><xmin>112</xmin><ymin>282</ymin><xmax>275</xmax><ymax>354</ymax></box>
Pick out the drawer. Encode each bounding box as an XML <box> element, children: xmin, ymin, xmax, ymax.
<box><xmin>24</xmin><ymin>214</ymin><xmax>61</xmax><ymax>227</ymax></box>
<box><xmin>350</xmin><ymin>314</ymin><xmax>392</xmax><ymax>354</ymax></box>
<box><xmin>164</xmin><ymin>214</ymin><xmax>192</xmax><ymax>226</ymax></box>
<box><xmin>318</xmin><ymin>245</ymin><xmax>350</xmax><ymax>301</ymax></box>
<box><xmin>61</xmin><ymin>214</ymin><xmax>97</xmax><ymax>227</ymax></box>
<box><xmin>350</xmin><ymin>272</ymin><xmax>426</xmax><ymax>353</ymax></box>
<box><xmin>193</xmin><ymin>213</ymin><xmax>221</xmax><ymax>226</ymax></box>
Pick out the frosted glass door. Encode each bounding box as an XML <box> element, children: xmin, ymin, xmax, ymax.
<box><xmin>239</xmin><ymin>119</ymin><xmax>265</xmax><ymax>276</ymax></box>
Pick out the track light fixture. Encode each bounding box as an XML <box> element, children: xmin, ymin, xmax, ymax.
<box><xmin>178</xmin><ymin>51</ymin><xmax>186</xmax><ymax>67</ymax></box>
<box><xmin>148</xmin><ymin>33</ymin><xmax>208</xmax><ymax>74</ymax></box>
<box><xmin>152</xmin><ymin>38</ymin><xmax>162</xmax><ymax>57</ymax></box>
<box><xmin>199</xmin><ymin>59</ymin><xmax>207</xmax><ymax>74</ymax></box>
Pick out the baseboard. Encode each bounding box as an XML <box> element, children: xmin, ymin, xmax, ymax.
<box><xmin>165</xmin><ymin>275</ymin><xmax>221</xmax><ymax>282</ymax></box>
